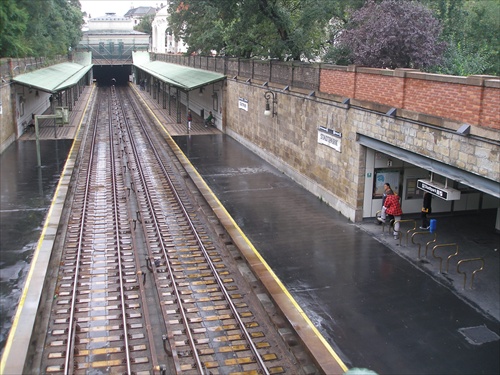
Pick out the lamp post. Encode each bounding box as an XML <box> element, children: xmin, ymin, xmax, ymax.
<box><xmin>263</xmin><ymin>90</ymin><xmax>277</xmax><ymax>117</ymax></box>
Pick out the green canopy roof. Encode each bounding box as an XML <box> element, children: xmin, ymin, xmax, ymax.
<box><xmin>13</xmin><ymin>62</ymin><xmax>93</xmax><ymax>93</ymax></box>
<box><xmin>133</xmin><ymin>52</ymin><xmax>225</xmax><ymax>91</ymax></box>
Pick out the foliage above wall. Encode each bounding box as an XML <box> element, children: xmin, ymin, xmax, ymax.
<box><xmin>0</xmin><ymin>0</ymin><xmax>83</xmax><ymax>58</ymax></box>
<box><xmin>166</xmin><ymin>0</ymin><xmax>499</xmax><ymax>76</ymax></box>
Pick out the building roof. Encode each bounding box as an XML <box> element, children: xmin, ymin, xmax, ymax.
<box><xmin>124</xmin><ymin>7</ymin><xmax>157</xmax><ymax>18</ymax></box>
<box><xmin>132</xmin><ymin>52</ymin><xmax>225</xmax><ymax>91</ymax></box>
<box><xmin>12</xmin><ymin>61</ymin><xmax>92</xmax><ymax>93</ymax></box>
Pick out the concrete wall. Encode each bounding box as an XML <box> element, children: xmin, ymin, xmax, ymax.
<box><xmin>0</xmin><ymin>83</ymin><xmax>16</xmax><ymax>154</ymax></box>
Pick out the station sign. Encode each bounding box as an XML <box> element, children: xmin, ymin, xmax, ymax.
<box><xmin>238</xmin><ymin>97</ymin><xmax>248</xmax><ymax>111</ymax></box>
<box><xmin>417</xmin><ymin>179</ymin><xmax>461</xmax><ymax>200</ymax></box>
<box><xmin>318</xmin><ymin>126</ymin><xmax>342</xmax><ymax>153</ymax></box>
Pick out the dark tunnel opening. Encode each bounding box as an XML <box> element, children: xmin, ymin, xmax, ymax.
<box><xmin>93</xmin><ymin>65</ymin><xmax>132</xmax><ymax>86</ymax></box>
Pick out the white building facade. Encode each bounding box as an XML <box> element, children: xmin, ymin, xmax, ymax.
<box><xmin>151</xmin><ymin>5</ymin><xmax>188</xmax><ymax>54</ymax></box>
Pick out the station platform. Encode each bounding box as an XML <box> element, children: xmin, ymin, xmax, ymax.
<box><xmin>133</xmin><ymin>85</ymin><xmax>499</xmax><ymax>374</ymax></box>
<box><xmin>3</xmin><ymin>84</ymin><xmax>498</xmax><ymax>375</ymax></box>
<box><xmin>19</xmin><ymin>87</ymin><xmax>94</xmax><ymax>141</ymax></box>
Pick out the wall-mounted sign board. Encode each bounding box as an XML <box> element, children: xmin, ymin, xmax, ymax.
<box><xmin>417</xmin><ymin>179</ymin><xmax>461</xmax><ymax>200</ymax></box>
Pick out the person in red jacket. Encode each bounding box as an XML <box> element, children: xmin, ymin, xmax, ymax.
<box><xmin>377</xmin><ymin>191</ymin><xmax>403</xmax><ymax>239</ymax></box>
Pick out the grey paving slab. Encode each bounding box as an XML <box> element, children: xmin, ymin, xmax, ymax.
<box><xmin>174</xmin><ymin>133</ymin><xmax>499</xmax><ymax>375</ymax></box>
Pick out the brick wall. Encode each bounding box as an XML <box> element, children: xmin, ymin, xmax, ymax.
<box><xmin>320</xmin><ymin>65</ymin><xmax>500</xmax><ymax>130</ymax></box>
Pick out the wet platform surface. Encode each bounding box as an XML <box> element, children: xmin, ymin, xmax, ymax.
<box><xmin>0</xmin><ymin>139</ymin><xmax>73</xmax><ymax>353</ymax></box>
<box><xmin>174</xmin><ymin>133</ymin><xmax>500</xmax><ymax>375</ymax></box>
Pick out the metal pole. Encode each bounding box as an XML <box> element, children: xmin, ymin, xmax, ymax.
<box><xmin>35</xmin><ymin>117</ymin><xmax>41</xmax><ymax>167</ymax></box>
<box><xmin>53</xmin><ymin>101</ymin><xmax>58</xmax><ymax>139</ymax></box>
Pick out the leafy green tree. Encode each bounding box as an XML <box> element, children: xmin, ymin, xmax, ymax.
<box><xmin>0</xmin><ymin>0</ymin><xmax>30</xmax><ymax>57</ymax></box>
<box><xmin>134</xmin><ymin>14</ymin><xmax>155</xmax><ymax>34</ymax></box>
<box><xmin>0</xmin><ymin>0</ymin><xmax>82</xmax><ymax>58</ymax></box>
<box><xmin>332</xmin><ymin>0</ymin><xmax>446</xmax><ymax>69</ymax></box>
<box><xmin>458</xmin><ymin>0</ymin><xmax>499</xmax><ymax>75</ymax></box>
<box><xmin>422</xmin><ymin>0</ymin><xmax>499</xmax><ymax>76</ymax></box>
<box><xmin>167</xmin><ymin>0</ymin><xmax>346</xmax><ymax>61</ymax></box>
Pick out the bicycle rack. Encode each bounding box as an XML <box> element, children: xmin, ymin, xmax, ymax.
<box><xmin>457</xmin><ymin>258</ymin><xmax>485</xmax><ymax>289</ymax></box>
<box><xmin>411</xmin><ymin>231</ymin><xmax>437</xmax><ymax>258</ymax></box>
<box><xmin>432</xmin><ymin>243</ymin><xmax>459</xmax><ymax>273</ymax></box>
<box><xmin>394</xmin><ymin>219</ymin><xmax>417</xmax><ymax>246</ymax></box>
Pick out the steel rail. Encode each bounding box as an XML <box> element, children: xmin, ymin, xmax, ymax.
<box><xmin>109</xmin><ymin>86</ymin><xmax>133</xmax><ymax>373</ymax></box>
<box><xmin>111</xmin><ymin>87</ymin><xmax>162</xmax><ymax>369</ymax></box>
<box><xmin>123</xmin><ymin>87</ymin><xmax>270</xmax><ymax>375</ymax></box>
<box><xmin>63</xmin><ymin>88</ymin><xmax>101</xmax><ymax>375</ymax></box>
<box><xmin>116</xmin><ymin>88</ymin><xmax>206</xmax><ymax>373</ymax></box>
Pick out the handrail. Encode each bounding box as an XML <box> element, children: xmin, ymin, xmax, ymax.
<box><xmin>432</xmin><ymin>243</ymin><xmax>459</xmax><ymax>273</ymax></box>
<box><xmin>457</xmin><ymin>258</ymin><xmax>485</xmax><ymax>289</ymax></box>
<box><xmin>375</xmin><ymin>210</ymin><xmax>395</xmax><ymax>233</ymax></box>
<box><xmin>394</xmin><ymin>219</ymin><xmax>417</xmax><ymax>246</ymax></box>
<box><xmin>411</xmin><ymin>231</ymin><xmax>437</xmax><ymax>258</ymax></box>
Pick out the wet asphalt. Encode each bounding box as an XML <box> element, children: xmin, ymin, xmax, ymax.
<box><xmin>175</xmin><ymin>133</ymin><xmax>499</xmax><ymax>375</ymax></box>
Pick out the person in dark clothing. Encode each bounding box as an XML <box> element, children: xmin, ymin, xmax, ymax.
<box><xmin>420</xmin><ymin>192</ymin><xmax>432</xmax><ymax>229</ymax></box>
<box><xmin>205</xmin><ymin>111</ymin><xmax>214</xmax><ymax>127</ymax></box>
<box><xmin>187</xmin><ymin>111</ymin><xmax>192</xmax><ymax>130</ymax></box>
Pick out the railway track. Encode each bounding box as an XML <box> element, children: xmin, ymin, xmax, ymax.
<box><xmin>39</xmin><ymin>86</ymin><xmax>309</xmax><ymax>374</ymax></box>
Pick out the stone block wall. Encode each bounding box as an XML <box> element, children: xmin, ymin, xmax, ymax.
<box><xmin>224</xmin><ymin>78</ymin><xmax>500</xmax><ymax>222</ymax></box>
<box><xmin>225</xmin><ymin>80</ymin><xmax>364</xmax><ymax>221</ymax></box>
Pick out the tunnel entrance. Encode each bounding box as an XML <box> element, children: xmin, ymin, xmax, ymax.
<box><xmin>93</xmin><ymin>65</ymin><xmax>132</xmax><ymax>86</ymax></box>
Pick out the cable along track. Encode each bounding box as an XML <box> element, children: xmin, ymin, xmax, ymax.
<box><xmin>40</xmin><ymin>85</ymin><xmax>292</xmax><ymax>375</ymax></box>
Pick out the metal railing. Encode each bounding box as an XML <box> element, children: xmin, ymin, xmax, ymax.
<box><xmin>432</xmin><ymin>243</ymin><xmax>459</xmax><ymax>273</ymax></box>
<box><xmin>457</xmin><ymin>258</ymin><xmax>485</xmax><ymax>289</ymax></box>
<box><xmin>411</xmin><ymin>231</ymin><xmax>438</xmax><ymax>258</ymax></box>
<box><xmin>393</xmin><ymin>219</ymin><xmax>417</xmax><ymax>246</ymax></box>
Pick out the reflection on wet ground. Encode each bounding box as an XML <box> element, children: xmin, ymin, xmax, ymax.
<box><xmin>174</xmin><ymin>133</ymin><xmax>499</xmax><ymax>375</ymax></box>
<box><xmin>0</xmin><ymin>139</ymin><xmax>72</xmax><ymax>355</ymax></box>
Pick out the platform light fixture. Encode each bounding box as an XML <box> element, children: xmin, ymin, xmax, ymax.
<box><xmin>263</xmin><ymin>90</ymin><xmax>277</xmax><ymax>117</ymax></box>
<box><xmin>198</xmin><ymin>87</ymin><xmax>203</xmax><ymax>96</ymax></box>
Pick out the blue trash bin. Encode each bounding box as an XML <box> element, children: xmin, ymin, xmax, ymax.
<box><xmin>430</xmin><ymin>219</ymin><xmax>437</xmax><ymax>233</ymax></box>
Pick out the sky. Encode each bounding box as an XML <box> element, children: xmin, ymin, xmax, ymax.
<box><xmin>80</xmin><ymin>0</ymin><xmax>165</xmax><ymax>18</ymax></box>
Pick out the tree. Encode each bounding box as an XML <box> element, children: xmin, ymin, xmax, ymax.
<box><xmin>333</xmin><ymin>0</ymin><xmax>447</xmax><ymax>69</ymax></box>
<box><xmin>167</xmin><ymin>0</ymin><xmax>346</xmax><ymax>61</ymax></box>
<box><xmin>0</xmin><ymin>0</ymin><xmax>83</xmax><ymax>58</ymax></box>
<box><xmin>423</xmin><ymin>0</ymin><xmax>500</xmax><ymax>76</ymax></box>
<box><xmin>0</xmin><ymin>0</ymin><xmax>30</xmax><ymax>57</ymax></box>
<box><xmin>134</xmin><ymin>14</ymin><xmax>155</xmax><ymax>34</ymax></box>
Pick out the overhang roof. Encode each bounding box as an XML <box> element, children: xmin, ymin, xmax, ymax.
<box><xmin>133</xmin><ymin>52</ymin><xmax>225</xmax><ymax>91</ymax></box>
<box><xmin>12</xmin><ymin>62</ymin><xmax>93</xmax><ymax>93</ymax></box>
